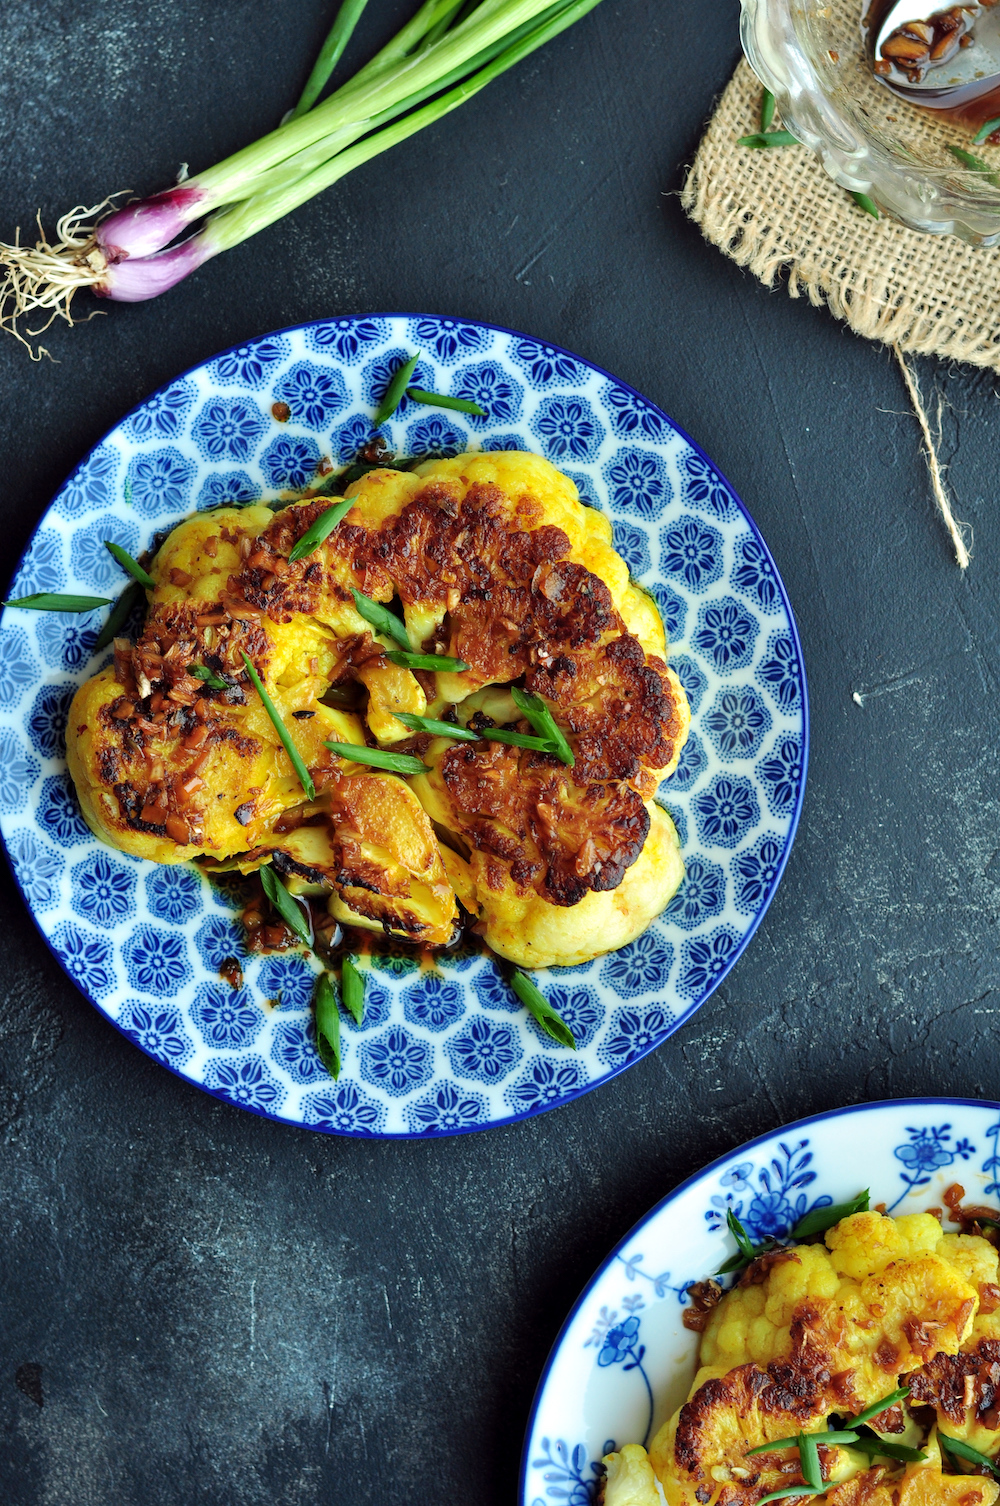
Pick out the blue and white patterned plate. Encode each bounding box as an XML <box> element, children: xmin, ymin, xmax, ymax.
<box><xmin>0</xmin><ymin>314</ymin><xmax>807</xmax><ymax>1136</ymax></box>
<box><xmin>521</xmin><ymin>1097</ymin><xmax>1000</xmax><ymax>1505</ymax></box>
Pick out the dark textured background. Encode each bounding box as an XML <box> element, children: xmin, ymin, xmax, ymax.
<box><xmin>3</xmin><ymin>2</ymin><xmax>998</xmax><ymax>1501</ymax></box>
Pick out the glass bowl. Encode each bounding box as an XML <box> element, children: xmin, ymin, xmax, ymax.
<box><xmin>740</xmin><ymin>0</ymin><xmax>1000</xmax><ymax>244</ymax></box>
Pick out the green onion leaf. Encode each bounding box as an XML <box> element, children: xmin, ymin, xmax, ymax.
<box><xmin>314</xmin><ymin>972</ymin><xmax>341</xmax><ymax>1079</ymax></box>
<box><xmin>728</xmin><ymin>1208</ymin><xmax>756</xmax><ymax>1259</ymax></box>
<box><xmin>510</xmin><ymin>686</ymin><xmax>574</xmax><ymax>766</ymax></box>
<box><xmin>791</xmin><ymin>1191</ymin><xmax>869</xmax><ymax>1240</ymax></box>
<box><xmin>938</xmin><ymin>1435</ymin><xmax>1000</xmax><ymax>1476</ymax></box>
<box><xmin>342</xmin><ymin>956</ymin><xmax>366</xmax><ymax>1026</ymax></box>
<box><xmin>260</xmin><ymin>863</ymin><xmax>312</xmax><ymax>947</ymax></box>
<box><xmin>93</xmin><ymin>582</ymin><xmax>144</xmax><ymax>651</ymax></box>
<box><xmin>798</xmin><ymin>1434</ymin><xmax>822</xmax><ymax>1492</ymax></box>
<box><xmin>510</xmin><ymin>968</ymin><xmax>576</xmax><ymax>1048</ymax></box>
<box><xmin>373</xmin><ymin>352</ymin><xmax>421</xmax><ymax>425</ymax></box>
<box><xmin>746</xmin><ymin>1433</ymin><xmax>859</xmax><ymax>1456</ymax></box>
<box><xmin>974</xmin><ymin>117</ymin><xmax>1000</xmax><ymax>145</ymax></box>
<box><xmin>737</xmin><ymin>130</ymin><xmax>799</xmax><ymax>148</ymax></box>
<box><xmin>104</xmin><ymin>540</ymin><xmax>155</xmax><ymax>590</ymax></box>
<box><xmin>350</xmin><ymin>587</ymin><xmax>411</xmax><ymax>649</ymax></box>
<box><xmin>716</xmin><ymin>1209</ymin><xmax>778</xmax><ymax>1274</ymax></box>
<box><xmin>189</xmin><ymin>664</ymin><xmax>228</xmax><ymax>690</ymax></box>
<box><xmin>851</xmin><ymin>1435</ymin><xmax>927</xmax><ymax>1464</ymax></box>
<box><xmin>394</xmin><ymin>711</ymin><xmax>478</xmax><ymax>740</ymax></box>
<box><xmin>405</xmin><ymin>387</ymin><xmax>487</xmax><ymax>416</ymax></box>
<box><xmin>323</xmin><ymin>740</ymin><xmax>428</xmax><ymax>775</ymax></box>
<box><xmin>848</xmin><ymin>1388</ymin><xmax>910</xmax><ymax>1428</ymax></box>
<box><xmin>760</xmin><ymin>89</ymin><xmax>775</xmax><ymax>132</ymax></box>
<box><xmin>290</xmin><ymin>0</ymin><xmax>371</xmax><ymax>120</ymax></box>
<box><xmin>948</xmin><ymin>144</ymin><xmax>998</xmax><ymax>181</ymax></box>
<box><xmin>758</xmin><ymin>1489</ymin><xmax>820</xmax><ymax>1504</ymax></box>
<box><xmin>288</xmin><ymin>496</ymin><xmax>354</xmax><ymax>562</ymax></box>
<box><xmin>240</xmin><ymin>651</ymin><xmax>316</xmax><ymax>800</ymax></box>
<box><xmin>850</xmin><ymin>191</ymin><xmax>880</xmax><ymax>218</ymax></box>
<box><xmin>4</xmin><ymin>592</ymin><xmax>112</xmax><ymax>612</ymax></box>
<box><xmin>385</xmin><ymin>650</ymin><xmax>469</xmax><ymax>672</ymax></box>
<box><xmin>481</xmin><ymin>728</ymin><xmax>559</xmax><ymax>752</ymax></box>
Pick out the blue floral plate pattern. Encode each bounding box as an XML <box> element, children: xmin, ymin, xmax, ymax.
<box><xmin>521</xmin><ymin>1097</ymin><xmax>1000</xmax><ymax>1506</ymax></box>
<box><xmin>0</xmin><ymin>315</ymin><xmax>807</xmax><ymax>1136</ymax></box>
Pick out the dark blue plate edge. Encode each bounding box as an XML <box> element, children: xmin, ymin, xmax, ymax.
<box><xmin>0</xmin><ymin>313</ymin><xmax>809</xmax><ymax>1139</ymax></box>
<box><xmin>516</xmin><ymin>1094</ymin><xmax>1000</xmax><ymax>1504</ymax></box>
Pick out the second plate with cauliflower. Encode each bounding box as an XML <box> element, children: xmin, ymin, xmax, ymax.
<box><xmin>521</xmin><ymin>1098</ymin><xmax>1000</xmax><ymax>1505</ymax></box>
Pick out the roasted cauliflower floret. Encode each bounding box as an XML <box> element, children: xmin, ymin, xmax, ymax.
<box><xmin>647</xmin><ymin>1212</ymin><xmax>996</xmax><ymax>1506</ymax></box>
<box><xmin>66</xmin><ymin>452</ymin><xmax>689</xmax><ymax>964</ymax></box>
<box><xmin>603</xmin><ymin>1444</ymin><xmax>664</xmax><ymax>1506</ymax></box>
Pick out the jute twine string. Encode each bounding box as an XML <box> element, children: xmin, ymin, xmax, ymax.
<box><xmin>680</xmin><ymin>54</ymin><xmax>1000</xmax><ymax>566</ymax></box>
<box><xmin>892</xmin><ymin>345</ymin><xmax>971</xmax><ymax>567</ymax></box>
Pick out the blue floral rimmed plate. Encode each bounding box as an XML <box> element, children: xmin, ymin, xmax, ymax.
<box><xmin>520</xmin><ymin>1097</ymin><xmax>1000</xmax><ymax>1505</ymax></box>
<box><xmin>0</xmin><ymin>314</ymin><xmax>807</xmax><ymax>1137</ymax></box>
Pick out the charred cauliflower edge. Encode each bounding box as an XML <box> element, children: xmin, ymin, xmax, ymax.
<box><xmin>601</xmin><ymin>1208</ymin><xmax>1000</xmax><ymax>1506</ymax></box>
<box><xmin>66</xmin><ymin>451</ymin><xmax>691</xmax><ymax>970</ymax></box>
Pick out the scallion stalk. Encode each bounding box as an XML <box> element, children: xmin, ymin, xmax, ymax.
<box><xmin>0</xmin><ymin>0</ymin><xmax>604</xmax><ymax>343</ymax></box>
<box><xmin>290</xmin><ymin>0</ymin><xmax>371</xmax><ymax>120</ymax></box>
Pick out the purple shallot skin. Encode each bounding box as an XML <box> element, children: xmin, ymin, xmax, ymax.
<box><xmin>95</xmin><ymin>185</ymin><xmax>208</xmax><ymax>262</ymax></box>
<box><xmin>93</xmin><ymin>234</ymin><xmax>215</xmax><ymax>302</ymax></box>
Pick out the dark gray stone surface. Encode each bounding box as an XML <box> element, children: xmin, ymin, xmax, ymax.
<box><xmin>2</xmin><ymin>1</ymin><xmax>999</xmax><ymax>1500</ymax></box>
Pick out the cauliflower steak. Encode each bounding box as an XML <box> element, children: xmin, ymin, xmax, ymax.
<box><xmin>601</xmin><ymin>1211</ymin><xmax>1000</xmax><ymax>1506</ymax></box>
<box><xmin>67</xmin><ymin>451</ymin><xmax>689</xmax><ymax>967</ymax></box>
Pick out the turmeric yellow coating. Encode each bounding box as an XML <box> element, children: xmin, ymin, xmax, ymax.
<box><xmin>66</xmin><ymin>452</ymin><xmax>690</xmax><ymax>966</ymax></box>
<box><xmin>604</xmin><ymin>1211</ymin><xmax>1000</xmax><ymax>1506</ymax></box>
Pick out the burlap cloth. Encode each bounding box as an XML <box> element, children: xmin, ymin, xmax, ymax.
<box><xmin>682</xmin><ymin>58</ymin><xmax>1000</xmax><ymax>372</ymax></box>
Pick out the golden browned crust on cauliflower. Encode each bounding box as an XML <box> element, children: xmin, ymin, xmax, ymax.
<box><xmin>66</xmin><ymin>452</ymin><xmax>689</xmax><ymax>965</ymax></box>
<box><xmin>645</xmin><ymin>1213</ymin><xmax>1000</xmax><ymax>1506</ymax></box>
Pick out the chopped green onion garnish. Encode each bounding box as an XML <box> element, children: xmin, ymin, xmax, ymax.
<box><xmin>93</xmin><ymin>582</ymin><xmax>144</xmax><ymax>651</ymax></box>
<box><xmin>260</xmin><ymin>863</ymin><xmax>312</xmax><ymax>947</ymax></box>
<box><xmin>849</xmin><ymin>1388</ymin><xmax>910</xmax><ymax>1427</ymax></box>
<box><xmin>4</xmin><ymin>592</ymin><xmax>112</xmax><ymax>612</ymax></box>
<box><xmin>104</xmin><ymin>540</ymin><xmax>155</xmax><ymax>589</ymax></box>
<box><xmin>190</xmin><ymin>664</ymin><xmax>228</xmax><ymax>690</ymax></box>
<box><xmin>974</xmin><ymin>117</ymin><xmax>1000</xmax><ymax>145</ymax></box>
<box><xmin>511</xmin><ymin>686</ymin><xmax>574</xmax><ymax>766</ymax></box>
<box><xmin>323</xmin><ymin>740</ymin><xmax>428</xmax><ymax>775</ymax></box>
<box><xmin>240</xmin><ymin>651</ymin><xmax>316</xmax><ymax>801</ymax></box>
<box><xmin>728</xmin><ymin>1207</ymin><xmax>756</xmax><ymax>1258</ymax></box>
<box><xmin>938</xmin><ymin>1434</ymin><xmax>1000</xmax><ymax>1476</ymax></box>
<box><xmin>758</xmin><ymin>1489</ymin><xmax>820</xmax><ymax>1505</ymax></box>
<box><xmin>737</xmin><ymin>130</ymin><xmax>799</xmax><ymax>148</ymax></box>
<box><xmin>288</xmin><ymin>496</ymin><xmax>354</xmax><ymax>562</ymax></box>
<box><xmin>394</xmin><ymin>711</ymin><xmax>478</xmax><ymax>740</ymax></box>
<box><xmin>510</xmin><ymin>968</ymin><xmax>576</xmax><ymax>1048</ymax></box>
<box><xmin>481</xmin><ymin>727</ymin><xmax>558</xmax><ymax>752</ymax></box>
<box><xmin>405</xmin><ymin>387</ymin><xmax>486</xmax><ymax>416</ymax></box>
<box><xmin>313</xmin><ymin>972</ymin><xmax>341</xmax><ymax>1079</ymax></box>
<box><xmin>350</xmin><ymin>587</ymin><xmax>411</xmax><ymax>649</ymax></box>
<box><xmin>342</xmin><ymin>956</ymin><xmax>366</xmax><ymax>1026</ymax></box>
<box><xmin>747</xmin><ymin>1433</ymin><xmax>859</xmax><ymax>1456</ymax></box>
<box><xmin>373</xmin><ymin>352</ymin><xmax>421</xmax><ymax>426</ymax></box>
<box><xmin>385</xmin><ymin>651</ymin><xmax>469</xmax><ymax>673</ymax></box>
<box><xmin>851</xmin><ymin>1435</ymin><xmax>927</xmax><ymax>1464</ymax></box>
<box><xmin>715</xmin><ymin>1209</ymin><xmax>778</xmax><ymax>1274</ymax></box>
<box><xmin>850</xmin><ymin>191</ymin><xmax>880</xmax><ymax>219</ymax></box>
<box><xmin>791</xmin><ymin>1191</ymin><xmax>869</xmax><ymax>1240</ymax></box>
<box><xmin>948</xmin><ymin>144</ymin><xmax>998</xmax><ymax>181</ymax></box>
<box><xmin>760</xmin><ymin>88</ymin><xmax>775</xmax><ymax>132</ymax></box>
<box><xmin>798</xmin><ymin>1434</ymin><xmax>821</xmax><ymax>1492</ymax></box>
